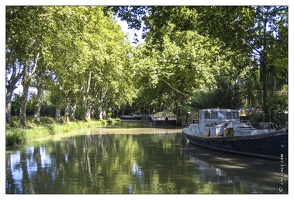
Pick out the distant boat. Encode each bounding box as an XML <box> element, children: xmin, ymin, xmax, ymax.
<box><xmin>152</xmin><ymin>111</ymin><xmax>177</xmax><ymax>126</ymax></box>
<box><xmin>182</xmin><ymin>108</ymin><xmax>288</xmax><ymax>160</ymax></box>
<box><xmin>120</xmin><ymin>114</ymin><xmax>142</xmax><ymax>120</ymax></box>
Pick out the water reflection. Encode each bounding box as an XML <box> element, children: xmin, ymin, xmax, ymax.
<box><xmin>185</xmin><ymin>144</ymin><xmax>288</xmax><ymax>194</ymax></box>
<box><xmin>6</xmin><ymin>126</ymin><xmax>288</xmax><ymax>194</ymax></box>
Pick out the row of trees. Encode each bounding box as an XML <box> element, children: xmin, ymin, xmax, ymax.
<box><xmin>112</xmin><ymin>6</ymin><xmax>288</xmax><ymax>116</ymax></box>
<box><xmin>6</xmin><ymin>6</ymin><xmax>288</xmax><ymax>126</ymax></box>
<box><xmin>6</xmin><ymin>6</ymin><xmax>137</xmax><ymax>125</ymax></box>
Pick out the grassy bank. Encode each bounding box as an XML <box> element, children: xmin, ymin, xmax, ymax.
<box><xmin>6</xmin><ymin>116</ymin><xmax>121</xmax><ymax>146</ymax></box>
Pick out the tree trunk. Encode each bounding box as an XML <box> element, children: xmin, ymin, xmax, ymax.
<box><xmin>97</xmin><ymin>98</ymin><xmax>104</xmax><ymax>120</ymax></box>
<box><xmin>6</xmin><ymin>86</ymin><xmax>15</xmax><ymax>124</ymax></box>
<box><xmin>6</xmin><ymin>53</ymin><xmax>22</xmax><ymax>125</ymax></box>
<box><xmin>83</xmin><ymin>71</ymin><xmax>92</xmax><ymax>121</ymax></box>
<box><xmin>261</xmin><ymin>17</ymin><xmax>269</xmax><ymax>114</ymax></box>
<box><xmin>174</xmin><ymin>101</ymin><xmax>179</xmax><ymax>116</ymax></box>
<box><xmin>33</xmin><ymin>85</ymin><xmax>44</xmax><ymax>124</ymax></box>
<box><xmin>55</xmin><ymin>108</ymin><xmax>60</xmax><ymax>122</ymax></box>
<box><xmin>85</xmin><ymin>103</ymin><xmax>92</xmax><ymax>121</ymax></box>
<box><xmin>64</xmin><ymin>102</ymin><xmax>70</xmax><ymax>122</ymax></box>
<box><xmin>19</xmin><ymin>64</ymin><xmax>29</xmax><ymax>126</ymax></box>
<box><xmin>70</xmin><ymin>102</ymin><xmax>76</xmax><ymax>121</ymax></box>
<box><xmin>260</xmin><ymin>54</ymin><xmax>268</xmax><ymax>113</ymax></box>
<box><xmin>19</xmin><ymin>53</ymin><xmax>39</xmax><ymax>126</ymax></box>
<box><xmin>98</xmin><ymin>110</ymin><xmax>103</xmax><ymax>120</ymax></box>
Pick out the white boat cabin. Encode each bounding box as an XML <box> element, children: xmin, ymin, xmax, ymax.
<box><xmin>187</xmin><ymin>108</ymin><xmax>276</xmax><ymax>137</ymax></box>
<box><xmin>199</xmin><ymin>108</ymin><xmax>240</xmax><ymax>124</ymax></box>
<box><xmin>198</xmin><ymin>108</ymin><xmax>240</xmax><ymax>136</ymax></box>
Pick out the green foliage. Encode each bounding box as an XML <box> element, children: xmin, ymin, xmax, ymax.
<box><xmin>267</xmin><ymin>90</ymin><xmax>288</xmax><ymax>117</ymax></box>
<box><xmin>131</xmin><ymin>27</ymin><xmax>248</xmax><ymax>114</ymax></box>
<box><xmin>187</xmin><ymin>81</ymin><xmax>242</xmax><ymax>111</ymax></box>
<box><xmin>6</xmin><ymin>6</ymin><xmax>288</xmax><ymax>125</ymax></box>
<box><xmin>74</xmin><ymin>104</ymin><xmax>86</xmax><ymax>120</ymax></box>
<box><xmin>195</xmin><ymin>6</ymin><xmax>288</xmax><ymax>112</ymax></box>
<box><xmin>6</xmin><ymin>117</ymin><xmax>119</xmax><ymax>146</ymax></box>
<box><xmin>6</xmin><ymin>129</ymin><xmax>25</xmax><ymax>146</ymax></box>
<box><xmin>40</xmin><ymin>105</ymin><xmax>55</xmax><ymax>117</ymax></box>
<box><xmin>112</xmin><ymin>6</ymin><xmax>287</xmax><ymax>117</ymax></box>
<box><xmin>7</xmin><ymin>6</ymin><xmax>138</xmax><ymax>122</ymax></box>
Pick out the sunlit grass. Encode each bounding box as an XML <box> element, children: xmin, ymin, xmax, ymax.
<box><xmin>6</xmin><ymin>116</ymin><xmax>121</xmax><ymax>146</ymax></box>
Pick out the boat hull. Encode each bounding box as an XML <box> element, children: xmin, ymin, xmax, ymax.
<box><xmin>152</xmin><ymin>117</ymin><xmax>177</xmax><ymax>126</ymax></box>
<box><xmin>120</xmin><ymin>115</ymin><xmax>142</xmax><ymax>120</ymax></box>
<box><xmin>183</xmin><ymin>129</ymin><xmax>288</xmax><ymax>160</ymax></box>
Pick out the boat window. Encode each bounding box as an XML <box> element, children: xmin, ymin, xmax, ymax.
<box><xmin>218</xmin><ymin>112</ymin><xmax>225</xmax><ymax>119</ymax></box>
<box><xmin>232</xmin><ymin>111</ymin><xmax>239</xmax><ymax>119</ymax></box>
<box><xmin>204</xmin><ymin>111</ymin><xmax>211</xmax><ymax>119</ymax></box>
<box><xmin>225</xmin><ymin>112</ymin><xmax>232</xmax><ymax>119</ymax></box>
<box><xmin>211</xmin><ymin>111</ymin><xmax>218</xmax><ymax>119</ymax></box>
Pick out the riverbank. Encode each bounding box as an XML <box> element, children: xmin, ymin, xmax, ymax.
<box><xmin>6</xmin><ymin>116</ymin><xmax>121</xmax><ymax>146</ymax></box>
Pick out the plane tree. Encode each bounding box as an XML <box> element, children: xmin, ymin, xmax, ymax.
<box><xmin>194</xmin><ymin>6</ymin><xmax>288</xmax><ymax>112</ymax></box>
<box><xmin>6</xmin><ymin>6</ymin><xmax>49</xmax><ymax>125</ymax></box>
<box><xmin>111</xmin><ymin>6</ymin><xmax>288</xmax><ymax>113</ymax></box>
<box><xmin>6</xmin><ymin>6</ymin><xmax>137</xmax><ymax>124</ymax></box>
<box><xmin>110</xmin><ymin>6</ymin><xmax>249</xmax><ymax>113</ymax></box>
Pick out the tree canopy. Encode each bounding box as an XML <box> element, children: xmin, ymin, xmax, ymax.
<box><xmin>6</xmin><ymin>6</ymin><xmax>288</xmax><ymax>125</ymax></box>
<box><xmin>109</xmin><ymin>6</ymin><xmax>288</xmax><ymax>114</ymax></box>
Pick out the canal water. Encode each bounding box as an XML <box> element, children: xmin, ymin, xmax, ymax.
<box><xmin>6</xmin><ymin>122</ymin><xmax>288</xmax><ymax>194</ymax></box>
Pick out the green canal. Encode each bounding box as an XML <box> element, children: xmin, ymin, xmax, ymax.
<box><xmin>5</xmin><ymin>122</ymin><xmax>288</xmax><ymax>194</ymax></box>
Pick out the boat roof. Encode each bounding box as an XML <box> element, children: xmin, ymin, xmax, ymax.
<box><xmin>200</xmin><ymin>108</ymin><xmax>239</xmax><ymax>112</ymax></box>
<box><xmin>154</xmin><ymin>111</ymin><xmax>175</xmax><ymax>117</ymax></box>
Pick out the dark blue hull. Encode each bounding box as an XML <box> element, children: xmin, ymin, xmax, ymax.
<box><xmin>120</xmin><ymin>116</ymin><xmax>142</xmax><ymax>120</ymax></box>
<box><xmin>152</xmin><ymin>119</ymin><xmax>177</xmax><ymax>126</ymax></box>
<box><xmin>183</xmin><ymin>130</ymin><xmax>288</xmax><ymax>160</ymax></box>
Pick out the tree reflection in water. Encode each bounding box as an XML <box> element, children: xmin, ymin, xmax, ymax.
<box><xmin>6</xmin><ymin>126</ymin><xmax>288</xmax><ymax>194</ymax></box>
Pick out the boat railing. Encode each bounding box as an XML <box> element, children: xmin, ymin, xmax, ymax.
<box><xmin>212</xmin><ymin>119</ymin><xmax>238</xmax><ymax>126</ymax></box>
<box><xmin>257</xmin><ymin>122</ymin><xmax>278</xmax><ymax>130</ymax></box>
<box><xmin>239</xmin><ymin>120</ymin><xmax>254</xmax><ymax>128</ymax></box>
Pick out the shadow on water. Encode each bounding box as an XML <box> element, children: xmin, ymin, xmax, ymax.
<box><xmin>183</xmin><ymin>143</ymin><xmax>288</xmax><ymax>194</ymax></box>
<box><xmin>110</xmin><ymin>120</ymin><xmax>181</xmax><ymax>128</ymax></box>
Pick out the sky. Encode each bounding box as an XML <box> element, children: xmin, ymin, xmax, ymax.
<box><xmin>117</xmin><ymin>16</ymin><xmax>145</xmax><ymax>45</ymax></box>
